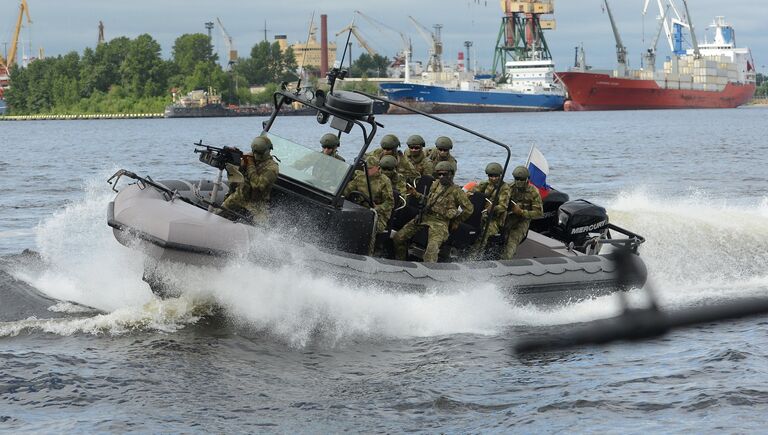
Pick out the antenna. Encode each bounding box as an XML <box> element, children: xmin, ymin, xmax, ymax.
<box><xmin>327</xmin><ymin>21</ymin><xmax>354</xmax><ymax>93</ymax></box>
<box><xmin>295</xmin><ymin>11</ymin><xmax>316</xmax><ymax>92</ymax></box>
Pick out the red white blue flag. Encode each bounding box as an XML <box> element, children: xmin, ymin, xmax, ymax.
<box><xmin>525</xmin><ymin>145</ymin><xmax>550</xmax><ymax>190</ymax></box>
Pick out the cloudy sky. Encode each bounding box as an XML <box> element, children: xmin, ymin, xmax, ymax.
<box><xmin>3</xmin><ymin>0</ymin><xmax>766</xmax><ymax>73</ymax></box>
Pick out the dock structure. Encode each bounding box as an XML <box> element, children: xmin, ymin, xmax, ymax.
<box><xmin>0</xmin><ymin>113</ymin><xmax>164</xmax><ymax>121</ymax></box>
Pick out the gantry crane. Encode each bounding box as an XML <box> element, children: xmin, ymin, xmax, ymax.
<box><xmin>336</xmin><ymin>23</ymin><xmax>377</xmax><ymax>57</ymax></box>
<box><xmin>2</xmin><ymin>0</ymin><xmax>32</xmax><ymax>69</ymax></box>
<box><xmin>492</xmin><ymin>0</ymin><xmax>556</xmax><ymax>77</ymax></box>
<box><xmin>216</xmin><ymin>17</ymin><xmax>238</xmax><ymax>71</ymax></box>
<box><xmin>408</xmin><ymin>16</ymin><xmax>442</xmax><ymax>73</ymax></box>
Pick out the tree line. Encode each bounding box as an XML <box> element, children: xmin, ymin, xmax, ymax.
<box><xmin>4</xmin><ymin>32</ymin><xmax>391</xmax><ymax>115</ymax></box>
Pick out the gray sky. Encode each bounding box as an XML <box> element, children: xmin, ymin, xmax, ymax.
<box><xmin>3</xmin><ymin>0</ymin><xmax>766</xmax><ymax>73</ymax></box>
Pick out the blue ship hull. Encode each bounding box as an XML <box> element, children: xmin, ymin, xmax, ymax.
<box><xmin>379</xmin><ymin>82</ymin><xmax>564</xmax><ymax>114</ymax></box>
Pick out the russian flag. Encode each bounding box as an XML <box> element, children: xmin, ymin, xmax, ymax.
<box><xmin>526</xmin><ymin>145</ymin><xmax>551</xmax><ymax>190</ymax></box>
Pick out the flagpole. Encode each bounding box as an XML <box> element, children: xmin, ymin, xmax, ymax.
<box><xmin>525</xmin><ymin>143</ymin><xmax>534</xmax><ymax>167</ymax></box>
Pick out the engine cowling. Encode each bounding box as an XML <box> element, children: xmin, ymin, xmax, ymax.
<box><xmin>552</xmin><ymin>199</ymin><xmax>609</xmax><ymax>250</ymax></box>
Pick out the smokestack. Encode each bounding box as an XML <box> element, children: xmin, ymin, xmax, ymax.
<box><xmin>320</xmin><ymin>14</ymin><xmax>329</xmax><ymax>77</ymax></box>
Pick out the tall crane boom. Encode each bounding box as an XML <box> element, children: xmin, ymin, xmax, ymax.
<box><xmin>353</xmin><ymin>10</ymin><xmax>412</xmax><ymax>57</ymax></box>
<box><xmin>216</xmin><ymin>17</ymin><xmax>238</xmax><ymax>70</ymax></box>
<box><xmin>5</xmin><ymin>0</ymin><xmax>32</xmax><ymax>69</ymax></box>
<box><xmin>336</xmin><ymin>25</ymin><xmax>376</xmax><ymax>56</ymax></box>
<box><xmin>603</xmin><ymin>0</ymin><xmax>627</xmax><ymax>76</ymax></box>
<box><xmin>408</xmin><ymin>16</ymin><xmax>442</xmax><ymax>73</ymax></box>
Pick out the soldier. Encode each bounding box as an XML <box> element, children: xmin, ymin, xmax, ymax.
<box><xmin>369</xmin><ymin>134</ymin><xmax>420</xmax><ymax>180</ymax></box>
<box><xmin>293</xmin><ymin>133</ymin><xmax>346</xmax><ymax>187</ymax></box>
<box><xmin>403</xmin><ymin>134</ymin><xmax>434</xmax><ymax>178</ymax></box>
<box><xmin>470</xmin><ymin>162</ymin><xmax>512</xmax><ymax>252</ymax></box>
<box><xmin>394</xmin><ymin>161</ymin><xmax>474</xmax><ymax>262</ymax></box>
<box><xmin>426</xmin><ymin>136</ymin><xmax>458</xmax><ymax>174</ymax></box>
<box><xmin>220</xmin><ymin>136</ymin><xmax>280</xmax><ymax>225</ymax></box>
<box><xmin>380</xmin><ymin>155</ymin><xmax>406</xmax><ymax>195</ymax></box>
<box><xmin>343</xmin><ymin>155</ymin><xmax>394</xmax><ymax>254</ymax></box>
<box><xmin>502</xmin><ymin>165</ymin><xmax>543</xmax><ymax>260</ymax></box>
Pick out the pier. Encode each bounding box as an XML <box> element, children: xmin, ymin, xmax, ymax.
<box><xmin>0</xmin><ymin>113</ymin><xmax>164</xmax><ymax>121</ymax></box>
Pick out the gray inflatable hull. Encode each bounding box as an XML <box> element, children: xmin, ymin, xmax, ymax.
<box><xmin>108</xmin><ymin>183</ymin><xmax>646</xmax><ymax>304</ymax></box>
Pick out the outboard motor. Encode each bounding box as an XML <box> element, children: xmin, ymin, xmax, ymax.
<box><xmin>529</xmin><ymin>189</ymin><xmax>569</xmax><ymax>235</ymax></box>
<box><xmin>552</xmin><ymin>199</ymin><xmax>609</xmax><ymax>253</ymax></box>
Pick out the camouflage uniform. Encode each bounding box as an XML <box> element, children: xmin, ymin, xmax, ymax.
<box><xmin>471</xmin><ymin>179</ymin><xmax>511</xmax><ymax>250</ymax></box>
<box><xmin>381</xmin><ymin>155</ymin><xmax>407</xmax><ymax>195</ymax></box>
<box><xmin>503</xmin><ymin>180</ymin><xmax>543</xmax><ymax>259</ymax></box>
<box><xmin>426</xmin><ymin>148</ymin><xmax>458</xmax><ymax>173</ymax></box>
<box><xmin>221</xmin><ymin>150</ymin><xmax>279</xmax><ymax>225</ymax></box>
<box><xmin>343</xmin><ymin>166</ymin><xmax>394</xmax><ymax>234</ymax></box>
<box><xmin>370</xmin><ymin>148</ymin><xmax>420</xmax><ymax>181</ymax></box>
<box><xmin>404</xmin><ymin>148</ymin><xmax>435</xmax><ymax>178</ymax></box>
<box><xmin>393</xmin><ymin>180</ymin><xmax>474</xmax><ymax>262</ymax></box>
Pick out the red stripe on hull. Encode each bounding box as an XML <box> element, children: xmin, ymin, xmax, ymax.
<box><xmin>558</xmin><ymin>72</ymin><xmax>756</xmax><ymax>111</ymax></box>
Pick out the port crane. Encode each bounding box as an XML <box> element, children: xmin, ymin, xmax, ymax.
<box><xmin>602</xmin><ymin>0</ymin><xmax>628</xmax><ymax>76</ymax></box>
<box><xmin>353</xmin><ymin>10</ymin><xmax>412</xmax><ymax>61</ymax></box>
<box><xmin>216</xmin><ymin>17</ymin><xmax>238</xmax><ymax>71</ymax></box>
<box><xmin>642</xmin><ymin>4</ymin><xmax>670</xmax><ymax>71</ymax></box>
<box><xmin>335</xmin><ymin>23</ymin><xmax>377</xmax><ymax>57</ymax></box>
<box><xmin>2</xmin><ymin>0</ymin><xmax>32</xmax><ymax>69</ymax></box>
<box><xmin>493</xmin><ymin>0</ymin><xmax>556</xmax><ymax>78</ymax></box>
<box><xmin>408</xmin><ymin>16</ymin><xmax>442</xmax><ymax>73</ymax></box>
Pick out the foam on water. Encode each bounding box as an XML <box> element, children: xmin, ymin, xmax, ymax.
<box><xmin>607</xmin><ymin>189</ymin><xmax>768</xmax><ymax>306</ymax></box>
<box><xmin>6</xmin><ymin>179</ymin><xmax>768</xmax><ymax>344</ymax></box>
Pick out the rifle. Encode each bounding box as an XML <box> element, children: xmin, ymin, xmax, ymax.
<box><xmin>193</xmin><ymin>140</ymin><xmax>243</xmax><ymax>170</ymax></box>
<box><xmin>414</xmin><ymin>184</ymin><xmax>429</xmax><ymax>224</ymax></box>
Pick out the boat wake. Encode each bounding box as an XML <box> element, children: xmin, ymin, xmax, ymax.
<box><xmin>2</xmin><ymin>179</ymin><xmax>766</xmax><ymax>345</ymax></box>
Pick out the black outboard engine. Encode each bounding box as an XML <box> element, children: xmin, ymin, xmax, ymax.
<box><xmin>529</xmin><ymin>189</ymin><xmax>569</xmax><ymax>235</ymax></box>
<box><xmin>552</xmin><ymin>199</ymin><xmax>609</xmax><ymax>252</ymax></box>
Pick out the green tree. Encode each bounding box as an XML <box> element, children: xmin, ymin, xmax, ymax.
<box><xmin>350</xmin><ymin>53</ymin><xmax>390</xmax><ymax>78</ymax></box>
<box><xmin>80</xmin><ymin>37</ymin><xmax>132</xmax><ymax>97</ymax></box>
<box><xmin>120</xmin><ymin>34</ymin><xmax>167</xmax><ymax>97</ymax></box>
<box><xmin>172</xmin><ymin>33</ymin><xmax>217</xmax><ymax>76</ymax></box>
<box><xmin>235</xmin><ymin>41</ymin><xmax>298</xmax><ymax>85</ymax></box>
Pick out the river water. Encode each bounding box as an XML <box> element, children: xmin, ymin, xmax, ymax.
<box><xmin>1</xmin><ymin>108</ymin><xmax>768</xmax><ymax>432</ymax></box>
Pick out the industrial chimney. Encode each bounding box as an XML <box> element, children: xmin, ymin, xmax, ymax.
<box><xmin>320</xmin><ymin>14</ymin><xmax>329</xmax><ymax>77</ymax></box>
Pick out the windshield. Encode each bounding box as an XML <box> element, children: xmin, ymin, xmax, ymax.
<box><xmin>266</xmin><ymin>132</ymin><xmax>352</xmax><ymax>195</ymax></box>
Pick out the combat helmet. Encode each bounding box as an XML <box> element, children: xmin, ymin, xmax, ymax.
<box><xmin>380</xmin><ymin>155</ymin><xmax>398</xmax><ymax>170</ymax></box>
<box><xmin>320</xmin><ymin>133</ymin><xmax>340</xmax><ymax>148</ymax></box>
<box><xmin>434</xmin><ymin>161</ymin><xmax>455</xmax><ymax>174</ymax></box>
<box><xmin>485</xmin><ymin>162</ymin><xmax>503</xmax><ymax>177</ymax></box>
<box><xmin>251</xmin><ymin>136</ymin><xmax>273</xmax><ymax>155</ymax></box>
<box><xmin>512</xmin><ymin>165</ymin><xmax>530</xmax><ymax>180</ymax></box>
<box><xmin>435</xmin><ymin>136</ymin><xmax>453</xmax><ymax>150</ymax></box>
<box><xmin>406</xmin><ymin>135</ymin><xmax>426</xmax><ymax>148</ymax></box>
<box><xmin>380</xmin><ymin>134</ymin><xmax>401</xmax><ymax>150</ymax></box>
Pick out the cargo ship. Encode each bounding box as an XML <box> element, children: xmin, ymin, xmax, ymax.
<box><xmin>380</xmin><ymin>60</ymin><xmax>565</xmax><ymax>113</ymax></box>
<box><xmin>380</xmin><ymin>1</ymin><xmax>565</xmax><ymax>113</ymax></box>
<box><xmin>559</xmin><ymin>1</ymin><xmax>756</xmax><ymax>111</ymax></box>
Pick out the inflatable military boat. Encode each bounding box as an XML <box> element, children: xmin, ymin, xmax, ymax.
<box><xmin>106</xmin><ymin>62</ymin><xmax>646</xmax><ymax>303</ymax></box>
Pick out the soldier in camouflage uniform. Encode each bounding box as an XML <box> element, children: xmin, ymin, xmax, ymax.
<box><xmin>368</xmin><ymin>134</ymin><xmax>420</xmax><ymax>181</ymax></box>
<box><xmin>343</xmin><ymin>155</ymin><xmax>394</xmax><ymax>254</ymax></box>
<box><xmin>220</xmin><ymin>136</ymin><xmax>280</xmax><ymax>225</ymax></box>
<box><xmin>426</xmin><ymin>136</ymin><xmax>458</xmax><ymax>174</ymax></box>
<box><xmin>293</xmin><ymin>133</ymin><xmax>346</xmax><ymax>187</ymax></box>
<box><xmin>470</xmin><ymin>162</ymin><xmax>512</xmax><ymax>252</ymax></box>
<box><xmin>380</xmin><ymin>155</ymin><xmax>406</xmax><ymax>195</ymax></box>
<box><xmin>394</xmin><ymin>161</ymin><xmax>474</xmax><ymax>262</ymax></box>
<box><xmin>403</xmin><ymin>134</ymin><xmax>434</xmax><ymax>178</ymax></box>
<box><xmin>502</xmin><ymin>166</ymin><xmax>543</xmax><ymax>260</ymax></box>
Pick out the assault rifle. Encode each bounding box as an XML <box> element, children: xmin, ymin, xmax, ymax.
<box><xmin>414</xmin><ymin>184</ymin><xmax>429</xmax><ymax>224</ymax></box>
<box><xmin>194</xmin><ymin>140</ymin><xmax>243</xmax><ymax>170</ymax></box>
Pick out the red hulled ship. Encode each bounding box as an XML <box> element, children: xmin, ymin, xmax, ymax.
<box><xmin>559</xmin><ymin>1</ymin><xmax>756</xmax><ymax>111</ymax></box>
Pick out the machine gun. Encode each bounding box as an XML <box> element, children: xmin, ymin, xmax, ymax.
<box><xmin>193</xmin><ymin>140</ymin><xmax>244</xmax><ymax>212</ymax></box>
<box><xmin>193</xmin><ymin>140</ymin><xmax>243</xmax><ymax>170</ymax></box>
